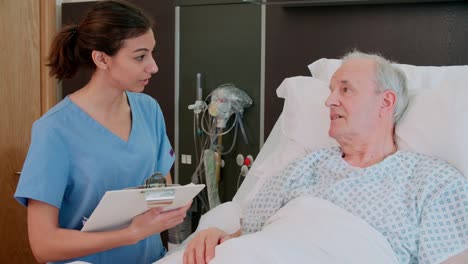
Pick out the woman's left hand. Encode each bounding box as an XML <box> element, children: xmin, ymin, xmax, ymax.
<box><xmin>128</xmin><ymin>201</ymin><xmax>192</xmax><ymax>243</ymax></box>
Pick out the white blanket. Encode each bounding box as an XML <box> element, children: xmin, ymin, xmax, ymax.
<box><xmin>156</xmin><ymin>197</ymin><xmax>399</xmax><ymax>264</ymax></box>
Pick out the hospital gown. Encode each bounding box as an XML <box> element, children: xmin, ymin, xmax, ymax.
<box><xmin>242</xmin><ymin>147</ymin><xmax>467</xmax><ymax>264</ymax></box>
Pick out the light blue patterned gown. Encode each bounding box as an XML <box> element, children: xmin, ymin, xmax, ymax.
<box><xmin>242</xmin><ymin>147</ymin><xmax>467</xmax><ymax>264</ymax></box>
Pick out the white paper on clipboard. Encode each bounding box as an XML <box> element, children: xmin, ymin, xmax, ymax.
<box><xmin>81</xmin><ymin>183</ymin><xmax>205</xmax><ymax>232</ymax></box>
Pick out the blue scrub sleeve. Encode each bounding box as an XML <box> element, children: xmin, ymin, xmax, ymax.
<box><xmin>418</xmin><ymin>180</ymin><xmax>468</xmax><ymax>264</ymax></box>
<box><xmin>154</xmin><ymin>104</ymin><xmax>175</xmax><ymax>176</ymax></box>
<box><xmin>14</xmin><ymin>122</ymin><xmax>69</xmax><ymax>208</ymax></box>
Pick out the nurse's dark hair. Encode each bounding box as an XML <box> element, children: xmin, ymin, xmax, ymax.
<box><xmin>47</xmin><ymin>0</ymin><xmax>153</xmax><ymax>80</ymax></box>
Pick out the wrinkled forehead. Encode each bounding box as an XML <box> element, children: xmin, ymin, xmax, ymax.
<box><xmin>330</xmin><ymin>58</ymin><xmax>377</xmax><ymax>86</ymax></box>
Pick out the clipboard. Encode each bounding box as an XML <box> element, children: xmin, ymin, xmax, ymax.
<box><xmin>81</xmin><ymin>183</ymin><xmax>205</xmax><ymax>232</ymax></box>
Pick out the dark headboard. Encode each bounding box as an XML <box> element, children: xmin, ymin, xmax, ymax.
<box><xmin>264</xmin><ymin>1</ymin><xmax>468</xmax><ymax>137</ymax></box>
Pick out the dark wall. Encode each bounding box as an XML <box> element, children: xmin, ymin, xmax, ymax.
<box><xmin>177</xmin><ymin>3</ymin><xmax>262</xmax><ymax>202</ymax></box>
<box><xmin>264</xmin><ymin>2</ymin><xmax>468</xmax><ymax>138</ymax></box>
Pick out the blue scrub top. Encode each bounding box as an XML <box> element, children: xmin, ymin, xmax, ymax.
<box><xmin>15</xmin><ymin>92</ymin><xmax>175</xmax><ymax>263</ymax></box>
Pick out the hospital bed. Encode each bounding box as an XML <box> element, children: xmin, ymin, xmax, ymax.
<box><xmin>154</xmin><ymin>1</ymin><xmax>468</xmax><ymax>263</ymax></box>
<box><xmin>156</xmin><ymin>57</ymin><xmax>468</xmax><ymax>263</ymax></box>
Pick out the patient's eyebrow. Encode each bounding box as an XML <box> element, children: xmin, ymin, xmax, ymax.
<box><xmin>329</xmin><ymin>80</ymin><xmax>350</xmax><ymax>90</ymax></box>
<box><xmin>340</xmin><ymin>80</ymin><xmax>354</xmax><ymax>88</ymax></box>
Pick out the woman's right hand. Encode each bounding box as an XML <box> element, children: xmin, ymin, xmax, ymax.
<box><xmin>183</xmin><ymin>227</ymin><xmax>236</xmax><ymax>264</ymax></box>
<box><xmin>128</xmin><ymin>202</ymin><xmax>191</xmax><ymax>243</ymax></box>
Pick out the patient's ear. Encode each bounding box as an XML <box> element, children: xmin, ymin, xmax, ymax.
<box><xmin>380</xmin><ymin>90</ymin><xmax>396</xmax><ymax>117</ymax></box>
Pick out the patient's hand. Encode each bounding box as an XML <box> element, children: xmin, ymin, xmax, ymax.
<box><xmin>183</xmin><ymin>227</ymin><xmax>239</xmax><ymax>264</ymax></box>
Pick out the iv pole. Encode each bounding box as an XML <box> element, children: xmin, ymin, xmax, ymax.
<box><xmin>215</xmin><ymin>130</ymin><xmax>223</xmax><ymax>184</ymax></box>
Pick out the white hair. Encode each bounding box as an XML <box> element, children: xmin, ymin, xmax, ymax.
<box><xmin>341</xmin><ymin>50</ymin><xmax>409</xmax><ymax>124</ymax></box>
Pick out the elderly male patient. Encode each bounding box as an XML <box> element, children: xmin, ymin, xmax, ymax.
<box><xmin>183</xmin><ymin>51</ymin><xmax>468</xmax><ymax>264</ymax></box>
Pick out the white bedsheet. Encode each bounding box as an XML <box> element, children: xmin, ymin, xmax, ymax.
<box><xmin>155</xmin><ymin>197</ymin><xmax>398</xmax><ymax>264</ymax></box>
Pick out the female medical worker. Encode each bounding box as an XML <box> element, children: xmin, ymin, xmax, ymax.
<box><xmin>14</xmin><ymin>1</ymin><xmax>190</xmax><ymax>263</ymax></box>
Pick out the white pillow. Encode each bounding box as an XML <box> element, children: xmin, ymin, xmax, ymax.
<box><xmin>308</xmin><ymin>58</ymin><xmax>468</xmax><ymax>178</ymax></box>
<box><xmin>233</xmin><ymin>77</ymin><xmax>337</xmax><ymax>213</ymax></box>
<box><xmin>308</xmin><ymin>58</ymin><xmax>341</xmax><ymax>84</ymax></box>
<box><xmin>233</xmin><ymin>121</ymin><xmax>313</xmax><ymax>214</ymax></box>
<box><xmin>396</xmin><ymin>85</ymin><xmax>468</xmax><ymax>178</ymax></box>
<box><xmin>308</xmin><ymin>58</ymin><xmax>468</xmax><ymax>94</ymax></box>
<box><xmin>276</xmin><ymin>76</ymin><xmax>337</xmax><ymax>152</ymax></box>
